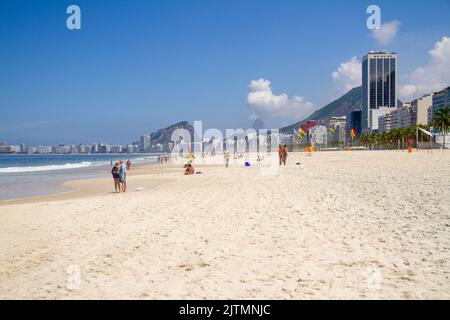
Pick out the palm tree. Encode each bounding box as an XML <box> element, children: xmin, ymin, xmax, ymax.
<box><xmin>432</xmin><ymin>107</ymin><xmax>450</xmax><ymax>150</ymax></box>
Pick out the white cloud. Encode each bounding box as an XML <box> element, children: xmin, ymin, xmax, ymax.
<box><xmin>247</xmin><ymin>79</ymin><xmax>314</xmax><ymax>121</ymax></box>
<box><xmin>371</xmin><ymin>20</ymin><xmax>400</xmax><ymax>46</ymax></box>
<box><xmin>331</xmin><ymin>56</ymin><xmax>362</xmax><ymax>96</ymax></box>
<box><xmin>399</xmin><ymin>36</ymin><xmax>450</xmax><ymax>101</ymax></box>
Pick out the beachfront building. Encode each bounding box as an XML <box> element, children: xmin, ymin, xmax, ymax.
<box><xmin>430</xmin><ymin>87</ymin><xmax>450</xmax><ymax>122</ymax></box>
<box><xmin>91</xmin><ymin>143</ymin><xmax>100</xmax><ymax>153</ymax></box>
<box><xmin>99</xmin><ymin>144</ymin><xmax>111</xmax><ymax>154</ymax></box>
<box><xmin>379</xmin><ymin>94</ymin><xmax>434</xmax><ymax>133</ymax></box>
<box><xmin>347</xmin><ymin>109</ymin><xmax>362</xmax><ymax>141</ymax></box>
<box><xmin>53</xmin><ymin>145</ymin><xmax>71</xmax><ymax>154</ymax></box>
<box><xmin>328</xmin><ymin>116</ymin><xmax>346</xmax><ymax>143</ymax></box>
<box><xmin>411</xmin><ymin>94</ymin><xmax>432</xmax><ymax>125</ymax></box>
<box><xmin>27</xmin><ymin>146</ymin><xmax>38</xmax><ymax>154</ymax></box>
<box><xmin>378</xmin><ymin>103</ymin><xmax>413</xmax><ymax>132</ymax></box>
<box><xmin>37</xmin><ymin>146</ymin><xmax>52</xmax><ymax>154</ymax></box>
<box><xmin>110</xmin><ymin>145</ymin><xmax>124</xmax><ymax>153</ymax></box>
<box><xmin>78</xmin><ymin>145</ymin><xmax>91</xmax><ymax>154</ymax></box>
<box><xmin>140</xmin><ymin>135</ymin><xmax>151</xmax><ymax>153</ymax></box>
<box><xmin>308</xmin><ymin>125</ymin><xmax>327</xmax><ymax>146</ymax></box>
<box><xmin>362</xmin><ymin>51</ymin><xmax>398</xmax><ymax>133</ymax></box>
<box><xmin>369</xmin><ymin>107</ymin><xmax>393</xmax><ymax>132</ymax></box>
<box><xmin>0</xmin><ymin>144</ymin><xmax>21</xmax><ymax>153</ymax></box>
<box><xmin>0</xmin><ymin>142</ymin><xmax>10</xmax><ymax>154</ymax></box>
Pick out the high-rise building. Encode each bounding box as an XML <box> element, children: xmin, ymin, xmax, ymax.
<box><xmin>411</xmin><ymin>94</ymin><xmax>432</xmax><ymax>125</ymax></box>
<box><xmin>430</xmin><ymin>87</ymin><xmax>450</xmax><ymax>122</ymax></box>
<box><xmin>362</xmin><ymin>51</ymin><xmax>398</xmax><ymax>132</ymax></box>
<box><xmin>328</xmin><ymin>116</ymin><xmax>346</xmax><ymax>143</ymax></box>
<box><xmin>347</xmin><ymin>109</ymin><xmax>362</xmax><ymax>141</ymax></box>
<box><xmin>140</xmin><ymin>135</ymin><xmax>151</xmax><ymax>153</ymax></box>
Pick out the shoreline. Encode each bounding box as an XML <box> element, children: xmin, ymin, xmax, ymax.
<box><xmin>0</xmin><ymin>162</ymin><xmax>177</xmax><ymax>206</ymax></box>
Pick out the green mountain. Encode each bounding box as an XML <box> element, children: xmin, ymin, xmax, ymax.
<box><xmin>150</xmin><ymin>121</ymin><xmax>194</xmax><ymax>145</ymax></box>
<box><xmin>280</xmin><ymin>86</ymin><xmax>362</xmax><ymax>133</ymax></box>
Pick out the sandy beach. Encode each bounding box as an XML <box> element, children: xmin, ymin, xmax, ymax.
<box><xmin>0</xmin><ymin>150</ymin><xmax>449</xmax><ymax>299</ymax></box>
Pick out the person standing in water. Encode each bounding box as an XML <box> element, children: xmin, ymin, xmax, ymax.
<box><xmin>119</xmin><ymin>160</ymin><xmax>127</xmax><ymax>192</ymax></box>
<box><xmin>111</xmin><ymin>162</ymin><xmax>121</xmax><ymax>192</ymax></box>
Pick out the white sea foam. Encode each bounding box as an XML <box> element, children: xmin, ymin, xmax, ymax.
<box><xmin>0</xmin><ymin>161</ymin><xmax>99</xmax><ymax>173</ymax></box>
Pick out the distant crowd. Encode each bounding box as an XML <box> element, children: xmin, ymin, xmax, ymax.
<box><xmin>110</xmin><ymin>147</ymin><xmax>289</xmax><ymax>192</ymax></box>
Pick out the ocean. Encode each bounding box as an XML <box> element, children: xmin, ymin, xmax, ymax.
<box><xmin>0</xmin><ymin>154</ymin><xmax>159</xmax><ymax>201</ymax></box>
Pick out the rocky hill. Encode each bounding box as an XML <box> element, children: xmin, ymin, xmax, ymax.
<box><xmin>149</xmin><ymin>121</ymin><xmax>194</xmax><ymax>145</ymax></box>
<box><xmin>280</xmin><ymin>86</ymin><xmax>362</xmax><ymax>133</ymax></box>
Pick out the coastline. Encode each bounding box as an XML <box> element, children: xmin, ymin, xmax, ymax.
<box><xmin>0</xmin><ymin>162</ymin><xmax>176</xmax><ymax>206</ymax></box>
<box><xmin>1</xmin><ymin>150</ymin><xmax>449</xmax><ymax>299</ymax></box>
<box><xmin>0</xmin><ymin>154</ymin><xmax>163</xmax><ymax>203</ymax></box>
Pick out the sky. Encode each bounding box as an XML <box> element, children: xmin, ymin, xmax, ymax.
<box><xmin>1</xmin><ymin>0</ymin><xmax>449</xmax><ymax>145</ymax></box>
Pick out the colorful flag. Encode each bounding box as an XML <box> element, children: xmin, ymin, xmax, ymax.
<box><xmin>294</xmin><ymin>128</ymin><xmax>305</xmax><ymax>141</ymax></box>
<box><xmin>329</xmin><ymin>127</ymin><xmax>335</xmax><ymax>134</ymax></box>
<box><xmin>351</xmin><ymin>128</ymin><xmax>356</xmax><ymax>139</ymax></box>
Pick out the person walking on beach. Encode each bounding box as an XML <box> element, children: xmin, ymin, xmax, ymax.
<box><xmin>282</xmin><ymin>145</ymin><xmax>288</xmax><ymax>166</ymax></box>
<box><xmin>119</xmin><ymin>160</ymin><xmax>127</xmax><ymax>192</ymax></box>
<box><xmin>126</xmin><ymin>159</ymin><xmax>131</xmax><ymax>171</ymax></box>
<box><xmin>278</xmin><ymin>145</ymin><xmax>283</xmax><ymax>165</ymax></box>
<box><xmin>111</xmin><ymin>162</ymin><xmax>121</xmax><ymax>192</ymax></box>
<box><xmin>224</xmin><ymin>152</ymin><xmax>230</xmax><ymax>168</ymax></box>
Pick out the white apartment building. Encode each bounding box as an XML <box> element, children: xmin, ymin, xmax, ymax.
<box><xmin>308</xmin><ymin>125</ymin><xmax>328</xmax><ymax>145</ymax></box>
<box><xmin>370</xmin><ymin>107</ymin><xmax>393</xmax><ymax>131</ymax></box>
<box><xmin>411</xmin><ymin>94</ymin><xmax>432</xmax><ymax>125</ymax></box>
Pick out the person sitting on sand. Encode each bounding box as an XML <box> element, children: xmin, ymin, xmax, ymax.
<box><xmin>184</xmin><ymin>163</ymin><xmax>195</xmax><ymax>175</ymax></box>
<box><xmin>111</xmin><ymin>162</ymin><xmax>121</xmax><ymax>192</ymax></box>
<box><xmin>119</xmin><ymin>160</ymin><xmax>127</xmax><ymax>192</ymax></box>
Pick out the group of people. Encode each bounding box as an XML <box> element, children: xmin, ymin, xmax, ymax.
<box><xmin>278</xmin><ymin>145</ymin><xmax>288</xmax><ymax>166</ymax></box>
<box><xmin>111</xmin><ymin>159</ymin><xmax>130</xmax><ymax>193</ymax></box>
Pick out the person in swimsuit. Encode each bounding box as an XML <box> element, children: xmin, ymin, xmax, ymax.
<box><xmin>282</xmin><ymin>145</ymin><xmax>288</xmax><ymax>166</ymax></box>
<box><xmin>224</xmin><ymin>152</ymin><xmax>230</xmax><ymax>168</ymax></box>
<box><xmin>184</xmin><ymin>163</ymin><xmax>195</xmax><ymax>175</ymax></box>
<box><xmin>126</xmin><ymin>159</ymin><xmax>131</xmax><ymax>171</ymax></box>
<box><xmin>119</xmin><ymin>160</ymin><xmax>127</xmax><ymax>192</ymax></box>
<box><xmin>278</xmin><ymin>145</ymin><xmax>283</xmax><ymax>165</ymax></box>
<box><xmin>111</xmin><ymin>162</ymin><xmax>121</xmax><ymax>192</ymax></box>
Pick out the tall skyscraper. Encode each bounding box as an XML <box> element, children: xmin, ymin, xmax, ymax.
<box><xmin>140</xmin><ymin>135</ymin><xmax>151</xmax><ymax>153</ymax></box>
<box><xmin>362</xmin><ymin>51</ymin><xmax>398</xmax><ymax>133</ymax></box>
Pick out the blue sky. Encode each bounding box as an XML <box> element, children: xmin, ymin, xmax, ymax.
<box><xmin>1</xmin><ymin>0</ymin><xmax>449</xmax><ymax>145</ymax></box>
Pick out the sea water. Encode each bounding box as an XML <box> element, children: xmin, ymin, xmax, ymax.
<box><xmin>0</xmin><ymin>154</ymin><xmax>159</xmax><ymax>201</ymax></box>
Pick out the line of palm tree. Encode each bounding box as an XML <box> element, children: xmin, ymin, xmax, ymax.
<box><xmin>432</xmin><ymin>106</ymin><xmax>450</xmax><ymax>150</ymax></box>
<box><xmin>357</xmin><ymin>124</ymin><xmax>432</xmax><ymax>149</ymax></box>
